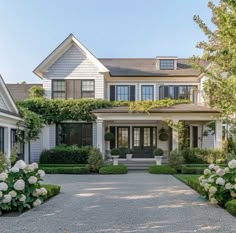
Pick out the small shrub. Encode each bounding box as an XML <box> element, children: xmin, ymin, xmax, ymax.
<box><xmin>41</xmin><ymin>184</ymin><xmax>61</xmax><ymax>199</ymax></box>
<box><xmin>225</xmin><ymin>200</ymin><xmax>236</xmax><ymax>216</ymax></box>
<box><xmin>29</xmin><ymin>86</ymin><xmax>45</xmax><ymax>98</ymax></box>
<box><xmin>41</xmin><ymin>167</ymin><xmax>89</xmax><ymax>174</ymax></box>
<box><xmin>110</xmin><ymin>148</ymin><xmax>120</xmax><ymax>156</ymax></box>
<box><xmin>181</xmin><ymin>166</ymin><xmax>205</xmax><ymax>174</ymax></box>
<box><xmin>169</xmin><ymin>149</ymin><xmax>185</xmax><ymax>170</ymax></box>
<box><xmin>0</xmin><ymin>153</ymin><xmax>8</xmax><ymax>173</ymax></box>
<box><xmin>39</xmin><ymin>164</ymin><xmax>86</xmax><ymax>167</ymax></box>
<box><xmin>148</xmin><ymin>165</ymin><xmax>176</xmax><ymax>174</ymax></box>
<box><xmin>39</xmin><ymin>145</ymin><xmax>91</xmax><ymax>164</ymax></box>
<box><xmin>153</xmin><ymin>148</ymin><xmax>164</xmax><ymax>156</ymax></box>
<box><xmin>99</xmin><ymin>165</ymin><xmax>128</xmax><ymax>174</ymax></box>
<box><xmin>87</xmin><ymin>148</ymin><xmax>104</xmax><ymax>172</ymax></box>
<box><xmin>104</xmin><ymin>132</ymin><xmax>114</xmax><ymax>141</ymax></box>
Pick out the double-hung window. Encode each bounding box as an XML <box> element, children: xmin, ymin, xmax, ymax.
<box><xmin>52</xmin><ymin>80</ymin><xmax>66</xmax><ymax>99</ymax></box>
<box><xmin>116</xmin><ymin>85</ymin><xmax>129</xmax><ymax>101</ymax></box>
<box><xmin>81</xmin><ymin>80</ymin><xmax>95</xmax><ymax>98</ymax></box>
<box><xmin>141</xmin><ymin>85</ymin><xmax>154</xmax><ymax>101</ymax></box>
<box><xmin>109</xmin><ymin>85</ymin><xmax>136</xmax><ymax>101</ymax></box>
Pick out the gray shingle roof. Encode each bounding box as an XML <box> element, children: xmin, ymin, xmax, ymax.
<box><xmin>6</xmin><ymin>84</ymin><xmax>42</xmax><ymax>102</ymax></box>
<box><xmin>98</xmin><ymin>58</ymin><xmax>208</xmax><ymax>77</ymax></box>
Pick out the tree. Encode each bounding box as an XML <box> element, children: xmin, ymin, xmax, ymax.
<box><xmin>29</xmin><ymin>86</ymin><xmax>45</xmax><ymax>98</ymax></box>
<box><xmin>191</xmin><ymin>0</ymin><xmax>236</xmax><ymax>118</ymax></box>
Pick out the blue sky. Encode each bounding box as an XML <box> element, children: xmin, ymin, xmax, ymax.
<box><xmin>0</xmin><ymin>0</ymin><xmax>213</xmax><ymax>83</ymax></box>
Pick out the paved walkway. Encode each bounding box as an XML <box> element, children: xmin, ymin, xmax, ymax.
<box><xmin>0</xmin><ymin>172</ymin><xmax>235</xmax><ymax>233</ymax></box>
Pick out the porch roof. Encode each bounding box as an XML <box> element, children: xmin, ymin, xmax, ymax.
<box><xmin>92</xmin><ymin>104</ymin><xmax>220</xmax><ymax>114</ymax></box>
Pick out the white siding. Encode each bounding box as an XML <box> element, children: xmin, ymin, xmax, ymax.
<box><xmin>30</xmin><ymin>133</ymin><xmax>43</xmax><ymax>162</ymax></box>
<box><xmin>49</xmin><ymin>124</ymin><xmax>56</xmax><ymax>148</ymax></box>
<box><xmin>43</xmin><ymin>45</ymin><xmax>104</xmax><ymax>99</ymax></box>
<box><xmin>0</xmin><ymin>93</ymin><xmax>8</xmax><ymax>110</ymax></box>
<box><xmin>42</xmin><ymin>79</ymin><xmax>52</xmax><ymax>99</ymax></box>
<box><xmin>202</xmin><ymin>126</ymin><xmax>215</xmax><ymax>149</ymax></box>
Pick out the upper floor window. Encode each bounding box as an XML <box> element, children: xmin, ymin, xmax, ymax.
<box><xmin>81</xmin><ymin>80</ymin><xmax>95</xmax><ymax>98</ymax></box>
<box><xmin>116</xmin><ymin>85</ymin><xmax>129</xmax><ymax>101</ymax></box>
<box><xmin>160</xmin><ymin>59</ymin><xmax>175</xmax><ymax>70</ymax></box>
<box><xmin>110</xmin><ymin>85</ymin><xmax>135</xmax><ymax>101</ymax></box>
<box><xmin>141</xmin><ymin>85</ymin><xmax>154</xmax><ymax>101</ymax></box>
<box><xmin>52</xmin><ymin>80</ymin><xmax>66</xmax><ymax>99</ymax></box>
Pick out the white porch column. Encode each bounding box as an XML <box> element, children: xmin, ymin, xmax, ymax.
<box><xmin>96</xmin><ymin>120</ymin><xmax>105</xmax><ymax>159</ymax></box>
<box><xmin>215</xmin><ymin>120</ymin><xmax>222</xmax><ymax>149</ymax></box>
<box><xmin>172</xmin><ymin>120</ymin><xmax>179</xmax><ymax>150</ymax></box>
<box><xmin>6</xmin><ymin>127</ymin><xmax>11</xmax><ymax>161</ymax></box>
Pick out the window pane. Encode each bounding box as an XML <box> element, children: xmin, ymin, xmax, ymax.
<box><xmin>116</xmin><ymin>86</ymin><xmax>129</xmax><ymax>101</ymax></box>
<box><xmin>82</xmin><ymin>80</ymin><xmax>94</xmax><ymax>91</ymax></box>
<box><xmin>82</xmin><ymin>124</ymin><xmax>92</xmax><ymax>145</ymax></box>
<box><xmin>53</xmin><ymin>92</ymin><xmax>66</xmax><ymax>99</ymax></box>
<box><xmin>142</xmin><ymin>85</ymin><xmax>154</xmax><ymax>101</ymax></box>
<box><xmin>118</xmin><ymin>127</ymin><xmax>129</xmax><ymax>148</ymax></box>
<box><xmin>133</xmin><ymin>128</ymin><xmax>140</xmax><ymax>147</ymax></box>
<box><xmin>143</xmin><ymin>128</ymin><xmax>151</xmax><ymax>146</ymax></box>
<box><xmin>160</xmin><ymin>60</ymin><xmax>174</xmax><ymax>70</ymax></box>
<box><xmin>53</xmin><ymin>80</ymin><xmax>65</xmax><ymax>91</ymax></box>
<box><xmin>153</xmin><ymin>128</ymin><xmax>156</xmax><ymax>147</ymax></box>
<box><xmin>169</xmin><ymin>86</ymin><xmax>175</xmax><ymax>99</ymax></box>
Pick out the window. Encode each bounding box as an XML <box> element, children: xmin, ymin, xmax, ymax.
<box><xmin>116</xmin><ymin>86</ymin><xmax>129</xmax><ymax>101</ymax></box>
<box><xmin>141</xmin><ymin>85</ymin><xmax>154</xmax><ymax>101</ymax></box>
<box><xmin>81</xmin><ymin>80</ymin><xmax>95</xmax><ymax>98</ymax></box>
<box><xmin>0</xmin><ymin>127</ymin><xmax>4</xmax><ymax>153</ymax></box>
<box><xmin>110</xmin><ymin>85</ymin><xmax>135</xmax><ymax>101</ymax></box>
<box><xmin>52</xmin><ymin>80</ymin><xmax>66</xmax><ymax>99</ymax></box>
<box><xmin>117</xmin><ymin>127</ymin><xmax>129</xmax><ymax>148</ymax></box>
<box><xmin>160</xmin><ymin>59</ymin><xmax>175</xmax><ymax>70</ymax></box>
<box><xmin>56</xmin><ymin>123</ymin><xmax>92</xmax><ymax>146</ymax></box>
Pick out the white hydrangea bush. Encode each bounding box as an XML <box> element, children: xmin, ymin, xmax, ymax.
<box><xmin>0</xmin><ymin>160</ymin><xmax>47</xmax><ymax>213</ymax></box>
<box><xmin>199</xmin><ymin>159</ymin><xmax>236</xmax><ymax>206</ymax></box>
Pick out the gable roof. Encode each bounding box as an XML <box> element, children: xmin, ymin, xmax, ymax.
<box><xmin>0</xmin><ymin>75</ymin><xmax>19</xmax><ymax>115</ymax></box>
<box><xmin>98</xmin><ymin>58</ymin><xmax>209</xmax><ymax>77</ymax></box>
<box><xmin>6</xmin><ymin>84</ymin><xmax>42</xmax><ymax>102</ymax></box>
<box><xmin>33</xmin><ymin>34</ymin><xmax>109</xmax><ymax>78</ymax></box>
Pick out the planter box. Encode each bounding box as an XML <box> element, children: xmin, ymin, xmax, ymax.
<box><xmin>155</xmin><ymin>156</ymin><xmax>163</xmax><ymax>165</ymax></box>
<box><xmin>112</xmin><ymin>155</ymin><xmax>120</xmax><ymax>165</ymax></box>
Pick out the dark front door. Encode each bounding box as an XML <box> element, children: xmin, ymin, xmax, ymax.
<box><xmin>192</xmin><ymin>126</ymin><xmax>198</xmax><ymax>148</ymax></box>
<box><xmin>132</xmin><ymin>127</ymin><xmax>156</xmax><ymax>157</ymax></box>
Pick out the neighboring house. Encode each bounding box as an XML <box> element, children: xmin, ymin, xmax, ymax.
<box><xmin>0</xmin><ymin>75</ymin><xmax>27</xmax><ymax>162</ymax></box>
<box><xmin>17</xmin><ymin>34</ymin><xmax>222</xmax><ymax>162</ymax></box>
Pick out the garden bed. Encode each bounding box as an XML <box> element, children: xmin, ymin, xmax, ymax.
<box><xmin>149</xmin><ymin>165</ymin><xmax>176</xmax><ymax>174</ymax></box>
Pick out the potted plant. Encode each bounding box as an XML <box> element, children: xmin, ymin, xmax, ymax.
<box><xmin>104</xmin><ymin>132</ymin><xmax>114</xmax><ymax>141</ymax></box>
<box><xmin>153</xmin><ymin>147</ymin><xmax>164</xmax><ymax>165</ymax></box>
<box><xmin>126</xmin><ymin>148</ymin><xmax>133</xmax><ymax>160</ymax></box>
<box><xmin>110</xmin><ymin>148</ymin><xmax>120</xmax><ymax>165</ymax></box>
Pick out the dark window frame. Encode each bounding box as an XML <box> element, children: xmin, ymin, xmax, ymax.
<box><xmin>52</xmin><ymin>80</ymin><xmax>66</xmax><ymax>99</ymax></box>
<box><xmin>160</xmin><ymin>59</ymin><xmax>175</xmax><ymax>70</ymax></box>
<box><xmin>117</xmin><ymin>126</ymin><xmax>130</xmax><ymax>148</ymax></box>
<box><xmin>81</xmin><ymin>80</ymin><xmax>95</xmax><ymax>98</ymax></box>
<box><xmin>141</xmin><ymin>85</ymin><xmax>154</xmax><ymax>101</ymax></box>
<box><xmin>116</xmin><ymin>85</ymin><xmax>130</xmax><ymax>101</ymax></box>
<box><xmin>0</xmin><ymin>127</ymin><xmax>4</xmax><ymax>153</ymax></box>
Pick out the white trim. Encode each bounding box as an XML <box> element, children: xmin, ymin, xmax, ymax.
<box><xmin>0</xmin><ymin>112</ymin><xmax>21</xmax><ymax>121</ymax></box>
<box><xmin>139</xmin><ymin>83</ymin><xmax>156</xmax><ymax>101</ymax></box>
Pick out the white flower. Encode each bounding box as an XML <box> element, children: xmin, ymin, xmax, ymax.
<box><xmin>13</xmin><ymin>179</ymin><xmax>25</xmax><ymax>191</ymax></box>
<box><xmin>209</xmin><ymin>186</ymin><xmax>217</xmax><ymax>194</ymax></box>
<box><xmin>204</xmin><ymin>169</ymin><xmax>211</xmax><ymax>175</ymax></box>
<box><xmin>0</xmin><ymin>191</ymin><xmax>3</xmax><ymax>198</ymax></box>
<box><xmin>209</xmin><ymin>164</ymin><xmax>215</xmax><ymax>170</ymax></box>
<box><xmin>28</xmin><ymin>176</ymin><xmax>38</xmax><ymax>184</ymax></box>
<box><xmin>10</xmin><ymin>166</ymin><xmax>19</xmax><ymax>173</ymax></box>
<box><xmin>214</xmin><ymin>165</ymin><xmax>220</xmax><ymax>171</ymax></box>
<box><xmin>0</xmin><ymin>172</ymin><xmax>8</xmax><ymax>181</ymax></box>
<box><xmin>40</xmin><ymin>187</ymin><xmax>47</xmax><ymax>196</ymax></box>
<box><xmin>14</xmin><ymin>160</ymin><xmax>26</xmax><ymax>170</ymax></box>
<box><xmin>9</xmin><ymin>190</ymin><xmax>17</xmax><ymax>198</ymax></box>
<box><xmin>19</xmin><ymin>194</ymin><xmax>26</xmax><ymax>202</ymax></box>
<box><xmin>216</xmin><ymin>177</ymin><xmax>225</xmax><ymax>186</ymax></box>
<box><xmin>37</xmin><ymin>170</ymin><xmax>45</xmax><ymax>178</ymax></box>
<box><xmin>233</xmin><ymin>184</ymin><xmax>236</xmax><ymax>190</ymax></box>
<box><xmin>204</xmin><ymin>183</ymin><xmax>209</xmax><ymax>191</ymax></box>
<box><xmin>208</xmin><ymin>177</ymin><xmax>214</xmax><ymax>183</ymax></box>
<box><xmin>33</xmin><ymin>198</ymin><xmax>42</xmax><ymax>207</ymax></box>
<box><xmin>210</xmin><ymin>197</ymin><xmax>218</xmax><ymax>204</ymax></box>
<box><xmin>216</xmin><ymin>168</ymin><xmax>225</xmax><ymax>176</ymax></box>
<box><xmin>228</xmin><ymin>159</ymin><xmax>236</xmax><ymax>169</ymax></box>
<box><xmin>224</xmin><ymin>167</ymin><xmax>230</xmax><ymax>174</ymax></box>
<box><xmin>230</xmin><ymin>191</ymin><xmax>236</xmax><ymax>198</ymax></box>
<box><xmin>23</xmin><ymin>164</ymin><xmax>34</xmax><ymax>173</ymax></box>
<box><xmin>32</xmin><ymin>188</ymin><xmax>41</xmax><ymax>197</ymax></box>
<box><xmin>0</xmin><ymin>182</ymin><xmax>8</xmax><ymax>191</ymax></box>
<box><xmin>31</xmin><ymin>162</ymin><xmax>38</xmax><ymax>169</ymax></box>
<box><xmin>225</xmin><ymin>183</ymin><xmax>233</xmax><ymax>190</ymax></box>
<box><xmin>2</xmin><ymin>194</ymin><xmax>12</xmax><ymax>203</ymax></box>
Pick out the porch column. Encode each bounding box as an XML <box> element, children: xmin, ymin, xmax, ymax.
<box><xmin>96</xmin><ymin>120</ymin><xmax>105</xmax><ymax>159</ymax></box>
<box><xmin>6</xmin><ymin>127</ymin><xmax>11</xmax><ymax>162</ymax></box>
<box><xmin>172</xmin><ymin>120</ymin><xmax>179</xmax><ymax>150</ymax></box>
<box><xmin>215</xmin><ymin>120</ymin><xmax>222</xmax><ymax>149</ymax></box>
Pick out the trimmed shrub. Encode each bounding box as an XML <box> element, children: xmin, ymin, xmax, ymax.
<box><xmin>153</xmin><ymin>148</ymin><xmax>164</xmax><ymax>156</ymax></box>
<box><xmin>110</xmin><ymin>148</ymin><xmax>120</xmax><ymax>156</ymax></box>
<box><xmin>104</xmin><ymin>132</ymin><xmax>114</xmax><ymax>141</ymax></box>
<box><xmin>42</xmin><ymin>167</ymin><xmax>89</xmax><ymax>174</ymax></box>
<box><xmin>87</xmin><ymin>148</ymin><xmax>104</xmax><ymax>172</ymax></box>
<box><xmin>169</xmin><ymin>149</ymin><xmax>185</xmax><ymax>171</ymax></box>
<box><xmin>99</xmin><ymin>165</ymin><xmax>128</xmax><ymax>174</ymax></box>
<box><xmin>225</xmin><ymin>200</ymin><xmax>236</xmax><ymax>216</ymax></box>
<box><xmin>39</xmin><ymin>164</ymin><xmax>86</xmax><ymax>167</ymax></box>
<box><xmin>41</xmin><ymin>184</ymin><xmax>61</xmax><ymax>199</ymax></box>
<box><xmin>39</xmin><ymin>145</ymin><xmax>91</xmax><ymax>164</ymax></box>
<box><xmin>181</xmin><ymin>166</ymin><xmax>205</xmax><ymax>174</ymax></box>
<box><xmin>148</xmin><ymin>165</ymin><xmax>176</xmax><ymax>174</ymax></box>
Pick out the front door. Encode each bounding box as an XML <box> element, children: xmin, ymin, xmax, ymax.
<box><xmin>132</xmin><ymin>127</ymin><xmax>156</xmax><ymax>157</ymax></box>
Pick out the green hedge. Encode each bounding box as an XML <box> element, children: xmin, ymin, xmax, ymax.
<box><xmin>225</xmin><ymin>200</ymin><xmax>236</xmax><ymax>216</ymax></box>
<box><xmin>99</xmin><ymin>165</ymin><xmax>128</xmax><ymax>174</ymax></box>
<box><xmin>181</xmin><ymin>166</ymin><xmax>205</xmax><ymax>174</ymax></box>
<box><xmin>41</xmin><ymin>184</ymin><xmax>61</xmax><ymax>199</ymax></box>
<box><xmin>41</xmin><ymin>166</ymin><xmax>89</xmax><ymax>174</ymax></box>
<box><xmin>39</xmin><ymin>145</ymin><xmax>91</xmax><ymax>164</ymax></box>
<box><xmin>39</xmin><ymin>164</ymin><xmax>87</xmax><ymax>167</ymax></box>
<box><xmin>149</xmin><ymin>165</ymin><xmax>176</xmax><ymax>174</ymax></box>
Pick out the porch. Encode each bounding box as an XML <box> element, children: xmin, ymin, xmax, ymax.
<box><xmin>92</xmin><ymin>104</ymin><xmax>222</xmax><ymax>159</ymax></box>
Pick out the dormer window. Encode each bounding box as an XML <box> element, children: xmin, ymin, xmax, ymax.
<box><xmin>160</xmin><ymin>59</ymin><xmax>175</xmax><ymax>70</ymax></box>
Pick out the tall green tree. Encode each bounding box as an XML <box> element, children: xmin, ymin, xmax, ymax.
<box><xmin>192</xmin><ymin>0</ymin><xmax>236</xmax><ymax>118</ymax></box>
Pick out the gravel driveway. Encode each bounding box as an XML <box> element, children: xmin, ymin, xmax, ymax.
<box><xmin>0</xmin><ymin>172</ymin><xmax>235</xmax><ymax>233</ymax></box>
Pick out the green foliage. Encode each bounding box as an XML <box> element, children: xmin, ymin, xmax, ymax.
<box><xmin>153</xmin><ymin>148</ymin><xmax>164</xmax><ymax>156</ymax></box>
<box><xmin>39</xmin><ymin>145</ymin><xmax>91</xmax><ymax>164</ymax></box>
<box><xmin>148</xmin><ymin>165</ymin><xmax>176</xmax><ymax>174</ymax></box>
<box><xmin>225</xmin><ymin>200</ymin><xmax>236</xmax><ymax>216</ymax></box>
<box><xmin>10</xmin><ymin>149</ymin><xmax>17</xmax><ymax>165</ymax></box>
<box><xmin>104</xmin><ymin>132</ymin><xmax>114</xmax><ymax>141</ymax></box>
<box><xmin>99</xmin><ymin>165</ymin><xmax>128</xmax><ymax>174</ymax></box>
<box><xmin>181</xmin><ymin>166</ymin><xmax>206</xmax><ymax>174</ymax></box>
<box><xmin>41</xmin><ymin>167</ymin><xmax>89</xmax><ymax>174</ymax></box>
<box><xmin>87</xmin><ymin>148</ymin><xmax>104</xmax><ymax>172</ymax></box>
<box><xmin>169</xmin><ymin>149</ymin><xmax>185</xmax><ymax>170</ymax></box>
<box><xmin>0</xmin><ymin>153</ymin><xmax>8</xmax><ymax>172</ymax></box>
<box><xmin>110</xmin><ymin>148</ymin><xmax>120</xmax><ymax>156</ymax></box>
<box><xmin>41</xmin><ymin>184</ymin><xmax>61</xmax><ymax>199</ymax></box>
<box><xmin>29</xmin><ymin>86</ymin><xmax>45</xmax><ymax>99</ymax></box>
<box><xmin>39</xmin><ymin>164</ymin><xmax>86</xmax><ymax>167</ymax></box>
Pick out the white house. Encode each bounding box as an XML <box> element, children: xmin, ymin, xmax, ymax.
<box><xmin>23</xmin><ymin>34</ymin><xmax>222</xmax><ymax>161</ymax></box>
<box><xmin>0</xmin><ymin>75</ymin><xmax>27</xmax><ymax>163</ymax></box>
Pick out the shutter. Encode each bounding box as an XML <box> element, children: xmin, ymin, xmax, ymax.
<box><xmin>66</xmin><ymin>80</ymin><xmax>74</xmax><ymax>99</ymax></box>
<box><xmin>164</xmin><ymin>86</ymin><xmax>169</xmax><ymax>98</ymax></box>
<box><xmin>110</xmin><ymin>126</ymin><xmax>116</xmax><ymax>149</ymax></box>
<box><xmin>74</xmin><ymin>80</ymin><xmax>81</xmax><ymax>99</ymax></box>
<box><xmin>110</xmin><ymin>85</ymin><xmax>115</xmax><ymax>101</ymax></box>
<box><xmin>129</xmin><ymin>85</ymin><xmax>135</xmax><ymax>101</ymax></box>
<box><xmin>174</xmin><ymin>86</ymin><xmax>179</xmax><ymax>99</ymax></box>
<box><xmin>159</xmin><ymin>86</ymin><xmax>163</xmax><ymax>99</ymax></box>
